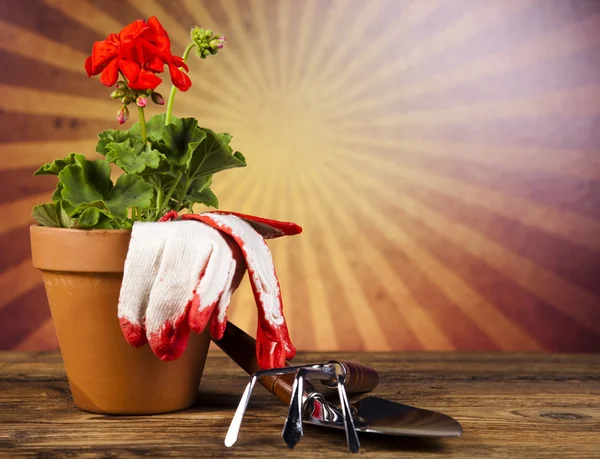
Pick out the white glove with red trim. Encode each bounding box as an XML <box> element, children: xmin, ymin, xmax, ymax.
<box><xmin>118</xmin><ymin>211</ymin><xmax>301</xmax><ymax>369</ymax></box>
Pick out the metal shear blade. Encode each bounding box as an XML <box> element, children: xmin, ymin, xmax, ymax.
<box><xmin>226</xmin><ymin>362</ymin><xmax>361</xmax><ymax>451</ymax></box>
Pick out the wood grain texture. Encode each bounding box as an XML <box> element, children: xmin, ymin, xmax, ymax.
<box><xmin>0</xmin><ymin>351</ymin><xmax>599</xmax><ymax>458</ymax></box>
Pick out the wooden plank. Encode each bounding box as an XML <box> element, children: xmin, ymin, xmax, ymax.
<box><xmin>0</xmin><ymin>351</ymin><xmax>599</xmax><ymax>457</ymax></box>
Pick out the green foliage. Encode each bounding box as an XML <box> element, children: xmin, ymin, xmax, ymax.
<box><xmin>160</xmin><ymin>117</ymin><xmax>206</xmax><ymax>168</ymax></box>
<box><xmin>96</xmin><ymin>130</ymin><xmax>131</xmax><ymax>156</ymax></box>
<box><xmin>189</xmin><ymin>128</ymin><xmax>245</xmax><ymax>177</ymax></box>
<box><xmin>182</xmin><ymin>175</ymin><xmax>219</xmax><ymax>210</ymax></box>
<box><xmin>60</xmin><ymin>161</ymin><xmax>153</xmax><ymax>220</ymax></box>
<box><xmin>32</xmin><ymin>114</ymin><xmax>246</xmax><ymax>229</ymax></box>
<box><xmin>31</xmin><ymin>201</ymin><xmax>115</xmax><ymax>229</ymax></box>
<box><xmin>32</xmin><ymin>201</ymin><xmax>74</xmax><ymax>228</ymax></box>
<box><xmin>59</xmin><ymin>160</ymin><xmax>113</xmax><ymax>205</ymax></box>
<box><xmin>75</xmin><ymin>207</ymin><xmax>103</xmax><ymax>228</ymax></box>
<box><xmin>34</xmin><ymin>153</ymin><xmax>86</xmax><ymax>176</ymax></box>
<box><xmin>105</xmin><ymin>139</ymin><xmax>163</xmax><ymax>174</ymax></box>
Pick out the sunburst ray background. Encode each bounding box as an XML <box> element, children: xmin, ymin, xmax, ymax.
<box><xmin>1</xmin><ymin>0</ymin><xmax>599</xmax><ymax>352</ymax></box>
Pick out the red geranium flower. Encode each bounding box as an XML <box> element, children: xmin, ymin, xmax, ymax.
<box><xmin>85</xmin><ymin>17</ymin><xmax>190</xmax><ymax>92</ymax></box>
<box><xmin>146</xmin><ymin>17</ymin><xmax>191</xmax><ymax>91</ymax></box>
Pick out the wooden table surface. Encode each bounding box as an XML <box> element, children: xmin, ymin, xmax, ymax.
<box><xmin>1</xmin><ymin>351</ymin><xmax>599</xmax><ymax>458</ymax></box>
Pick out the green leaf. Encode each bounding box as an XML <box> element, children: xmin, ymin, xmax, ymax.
<box><xmin>188</xmin><ymin>129</ymin><xmax>246</xmax><ymax>179</ymax></box>
<box><xmin>59</xmin><ymin>160</ymin><xmax>113</xmax><ymax>205</ymax></box>
<box><xmin>73</xmin><ymin>207</ymin><xmax>101</xmax><ymax>228</ymax></box>
<box><xmin>185</xmin><ymin>186</ymin><xmax>219</xmax><ymax>209</ymax></box>
<box><xmin>70</xmin><ymin>206</ymin><xmax>118</xmax><ymax>229</ymax></box>
<box><xmin>157</xmin><ymin>117</ymin><xmax>207</xmax><ymax>169</ymax></box>
<box><xmin>51</xmin><ymin>183</ymin><xmax>63</xmax><ymax>202</ymax></box>
<box><xmin>105</xmin><ymin>173</ymin><xmax>153</xmax><ymax>219</ymax></box>
<box><xmin>129</xmin><ymin>114</ymin><xmax>167</xmax><ymax>142</ymax></box>
<box><xmin>96</xmin><ymin>129</ymin><xmax>132</xmax><ymax>156</ymax></box>
<box><xmin>34</xmin><ymin>153</ymin><xmax>86</xmax><ymax>176</ymax></box>
<box><xmin>95</xmin><ymin>220</ymin><xmax>116</xmax><ymax>229</ymax></box>
<box><xmin>32</xmin><ymin>201</ymin><xmax>74</xmax><ymax>228</ymax></box>
<box><xmin>50</xmin><ymin>182</ymin><xmax>77</xmax><ymax>214</ymax></box>
<box><xmin>219</xmin><ymin>132</ymin><xmax>233</xmax><ymax>144</ymax></box>
<box><xmin>59</xmin><ymin>158</ymin><xmax>153</xmax><ymax>220</ymax></box>
<box><xmin>180</xmin><ymin>176</ymin><xmax>218</xmax><ymax>211</ymax></box>
<box><xmin>70</xmin><ymin>201</ymin><xmax>107</xmax><ymax>216</ymax></box>
<box><xmin>105</xmin><ymin>139</ymin><xmax>163</xmax><ymax>174</ymax></box>
<box><xmin>112</xmin><ymin>218</ymin><xmax>133</xmax><ymax>230</ymax></box>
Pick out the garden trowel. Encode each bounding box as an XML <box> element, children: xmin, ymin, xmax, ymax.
<box><xmin>214</xmin><ymin>322</ymin><xmax>462</xmax><ymax>452</ymax></box>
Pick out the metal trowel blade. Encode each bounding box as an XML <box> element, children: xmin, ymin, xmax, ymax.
<box><xmin>305</xmin><ymin>396</ymin><xmax>462</xmax><ymax>438</ymax></box>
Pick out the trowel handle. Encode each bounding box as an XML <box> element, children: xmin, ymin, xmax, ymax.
<box><xmin>214</xmin><ymin>322</ymin><xmax>380</xmax><ymax>405</ymax></box>
<box><xmin>323</xmin><ymin>360</ymin><xmax>380</xmax><ymax>394</ymax></box>
<box><xmin>214</xmin><ymin>322</ymin><xmax>316</xmax><ymax>405</ymax></box>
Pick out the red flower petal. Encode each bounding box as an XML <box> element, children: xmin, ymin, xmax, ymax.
<box><xmin>172</xmin><ymin>55</ymin><xmax>189</xmax><ymax>72</ymax></box>
<box><xmin>146</xmin><ymin>16</ymin><xmax>166</xmax><ymax>36</ymax></box>
<box><xmin>128</xmin><ymin>70</ymin><xmax>162</xmax><ymax>91</ymax></box>
<box><xmin>146</xmin><ymin>56</ymin><xmax>165</xmax><ymax>73</ymax></box>
<box><xmin>84</xmin><ymin>56</ymin><xmax>93</xmax><ymax>77</ymax></box>
<box><xmin>99</xmin><ymin>58</ymin><xmax>119</xmax><ymax>86</ymax></box>
<box><xmin>146</xmin><ymin>16</ymin><xmax>171</xmax><ymax>51</ymax></box>
<box><xmin>87</xmin><ymin>18</ymin><xmax>189</xmax><ymax>92</ymax></box>
<box><xmin>119</xmin><ymin>58</ymin><xmax>141</xmax><ymax>82</ymax></box>
<box><xmin>138</xmin><ymin>39</ymin><xmax>159</xmax><ymax>63</ymax></box>
<box><xmin>118</xmin><ymin>39</ymin><xmax>136</xmax><ymax>62</ymax></box>
<box><xmin>168</xmin><ymin>62</ymin><xmax>191</xmax><ymax>91</ymax></box>
<box><xmin>120</xmin><ymin>19</ymin><xmax>149</xmax><ymax>40</ymax></box>
<box><xmin>90</xmin><ymin>37</ymin><xmax>118</xmax><ymax>73</ymax></box>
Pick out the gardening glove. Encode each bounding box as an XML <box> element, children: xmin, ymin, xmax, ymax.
<box><xmin>118</xmin><ymin>219</ymin><xmax>246</xmax><ymax>361</ymax></box>
<box><xmin>119</xmin><ymin>211</ymin><xmax>301</xmax><ymax>369</ymax></box>
<box><xmin>171</xmin><ymin>210</ymin><xmax>303</xmax><ymax>240</ymax></box>
<box><xmin>163</xmin><ymin>211</ymin><xmax>300</xmax><ymax>369</ymax></box>
<box><xmin>160</xmin><ymin>211</ymin><xmax>300</xmax><ymax>369</ymax></box>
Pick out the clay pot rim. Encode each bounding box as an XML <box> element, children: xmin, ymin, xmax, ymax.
<box><xmin>30</xmin><ymin>224</ymin><xmax>132</xmax><ymax>272</ymax></box>
<box><xmin>30</xmin><ymin>224</ymin><xmax>132</xmax><ymax>235</ymax></box>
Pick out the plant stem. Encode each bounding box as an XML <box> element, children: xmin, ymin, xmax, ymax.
<box><xmin>156</xmin><ymin>186</ymin><xmax>163</xmax><ymax>217</ymax></box>
<box><xmin>165</xmin><ymin>43</ymin><xmax>196</xmax><ymax>125</ymax></box>
<box><xmin>137</xmin><ymin>105</ymin><xmax>147</xmax><ymax>143</ymax></box>
<box><xmin>177</xmin><ymin>176</ymin><xmax>192</xmax><ymax>211</ymax></box>
<box><xmin>156</xmin><ymin>171</ymin><xmax>183</xmax><ymax>217</ymax></box>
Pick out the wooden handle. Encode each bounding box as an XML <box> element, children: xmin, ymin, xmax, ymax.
<box><xmin>322</xmin><ymin>360</ymin><xmax>380</xmax><ymax>393</ymax></box>
<box><xmin>213</xmin><ymin>322</ymin><xmax>380</xmax><ymax>404</ymax></box>
<box><xmin>213</xmin><ymin>322</ymin><xmax>316</xmax><ymax>405</ymax></box>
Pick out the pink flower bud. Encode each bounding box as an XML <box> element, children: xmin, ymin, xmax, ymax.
<box><xmin>117</xmin><ymin>105</ymin><xmax>129</xmax><ymax>124</ymax></box>
<box><xmin>209</xmin><ymin>36</ymin><xmax>225</xmax><ymax>50</ymax></box>
<box><xmin>151</xmin><ymin>92</ymin><xmax>165</xmax><ymax>105</ymax></box>
<box><xmin>136</xmin><ymin>96</ymin><xmax>147</xmax><ymax>107</ymax></box>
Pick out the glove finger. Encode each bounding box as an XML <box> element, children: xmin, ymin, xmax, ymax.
<box><xmin>193</xmin><ymin>213</ymin><xmax>295</xmax><ymax>369</ymax></box>
<box><xmin>195</xmin><ymin>211</ymin><xmax>302</xmax><ymax>239</ymax></box>
<box><xmin>256</xmin><ymin>312</ymin><xmax>296</xmax><ymax>368</ymax></box>
<box><xmin>256</xmin><ymin>326</ymin><xmax>291</xmax><ymax>369</ymax></box>
<box><xmin>158</xmin><ymin>210</ymin><xmax>178</xmax><ymax>222</ymax></box>
<box><xmin>118</xmin><ymin>222</ymin><xmax>170</xmax><ymax>347</ymax></box>
<box><xmin>188</xmin><ymin>230</ymin><xmax>235</xmax><ymax>334</ymax></box>
<box><xmin>210</xmin><ymin>242</ymin><xmax>246</xmax><ymax>340</ymax></box>
<box><xmin>145</xmin><ymin>222</ymin><xmax>213</xmax><ymax>361</ymax></box>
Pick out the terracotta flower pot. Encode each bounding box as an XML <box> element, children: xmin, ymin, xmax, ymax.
<box><xmin>30</xmin><ymin>225</ymin><xmax>211</xmax><ymax>415</ymax></box>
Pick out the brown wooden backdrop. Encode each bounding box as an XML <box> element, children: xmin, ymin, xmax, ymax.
<box><xmin>1</xmin><ymin>0</ymin><xmax>599</xmax><ymax>353</ymax></box>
